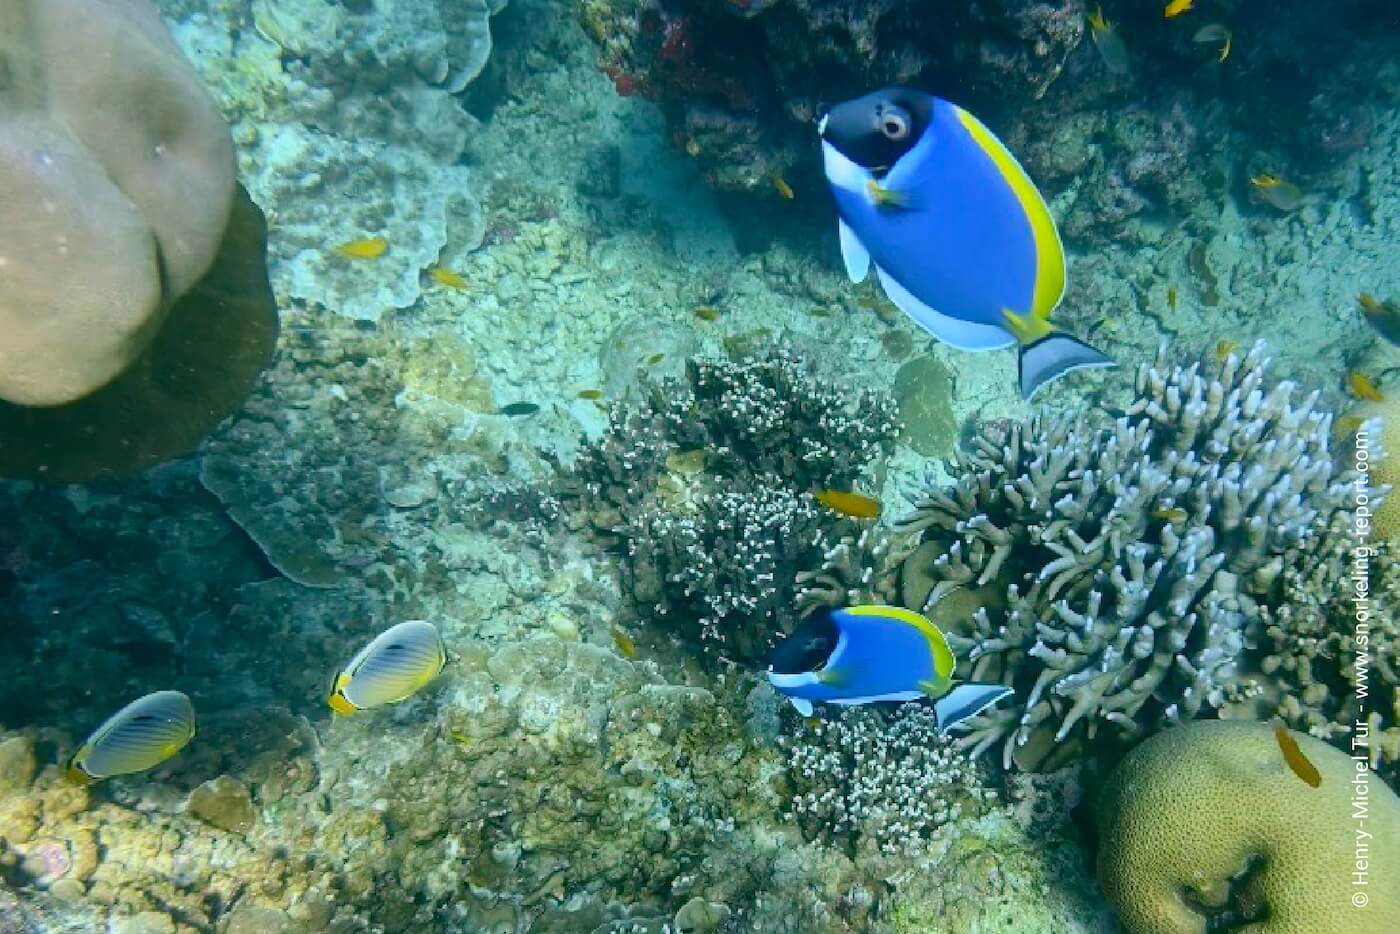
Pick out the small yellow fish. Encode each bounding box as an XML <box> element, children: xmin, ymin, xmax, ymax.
<box><xmin>694</xmin><ymin>306</ymin><xmax>721</xmax><ymax>322</ymax></box>
<box><xmin>1273</xmin><ymin>719</ymin><xmax>1321</xmax><ymax>788</ymax></box>
<box><xmin>685</xmin><ymin>138</ymin><xmax>701</xmax><ymax>158</ymax></box>
<box><xmin>334</xmin><ymin>237</ymin><xmax>389</xmax><ymax>259</ymax></box>
<box><xmin>1087</xmin><ymin>7</ymin><xmax>1131</xmax><ymax>75</ymax></box>
<box><xmin>1153</xmin><ymin>507</ymin><xmax>1188</xmax><ymax>523</ymax></box>
<box><xmin>446</xmin><ymin>729</ymin><xmax>472</xmax><ymax>747</ymax></box>
<box><xmin>814</xmin><ymin>489</ymin><xmax>881</xmax><ymax>519</ymax></box>
<box><xmin>1334</xmin><ymin>414</ymin><xmax>1365</xmax><ymax>437</ymax></box>
<box><xmin>1250</xmin><ymin>175</ymin><xmax>1304</xmax><ymax>212</ymax></box>
<box><xmin>1213</xmin><ymin>339</ymin><xmax>1239</xmax><ymax>362</ymax></box>
<box><xmin>644</xmin><ymin>352</ymin><xmax>666</xmax><ymax>366</ymax></box>
<box><xmin>1359</xmin><ymin>293</ymin><xmax>1400</xmax><ymax>346</ymax></box>
<box><xmin>1193</xmin><ymin>23</ymin><xmax>1231</xmax><ymax>62</ymax></box>
<box><xmin>612</xmin><ymin>627</ymin><xmax>637</xmax><ymax>659</ymax></box>
<box><xmin>1348</xmin><ymin>371</ymin><xmax>1385</xmax><ymax>402</ymax></box>
<box><xmin>1164</xmin><ymin>0</ymin><xmax>1194</xmax><ymax>18</ymax></box>
<box><xmin>577</xmin><ymin>389</ymin><xmax>604</xmax><ymax>400</ymax></box>
<box><xmin>773</xmin><ymin>173</ymin><xmax>795</xmax><ymax>200</ymax></box>
<box><xmin>1166</xmin><ymin>286</ymin><xmax>1178</xmax><ymax>311</ymax></box>
<box><xmin>866</xmin><ymin>179</ymin><xmax>907</xmax><ymax>208</ymax></box>
<box><xmin>429</xmin><ymin>266</ymin><xmax>469</xmax><ymax>289</ymax></box>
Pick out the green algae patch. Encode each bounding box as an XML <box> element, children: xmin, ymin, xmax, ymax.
<box><xmin>894</xmin><ymin>355</ymin><xmax>958</xmax><ymax>458</ymax></box>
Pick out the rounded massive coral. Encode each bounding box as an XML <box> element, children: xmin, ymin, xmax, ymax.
<box><xmin>0</xmin><ymin>0</ymin><xmax>235</xmax><ymax>407</ymax></box>
<box><xmin>1095</xmin><ymin>719</ymin><xmax>1400</xmax><ymax>934</ymax></box>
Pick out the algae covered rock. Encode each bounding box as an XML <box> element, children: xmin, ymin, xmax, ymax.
<box><xmin>893</xmin><ymin>354</ymin><xmax>957</xmax><ymax>458</ymax></box>
<box><xmin>1096</xmin><ymin>719</ymin><xmax>1400</xmax><ymax>934</ymax></box>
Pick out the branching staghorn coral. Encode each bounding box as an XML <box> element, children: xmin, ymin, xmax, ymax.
<box><xmin>800</xmin><ymin>343</ymin><xmax>1390</xmax><ymax>772</ymax></box>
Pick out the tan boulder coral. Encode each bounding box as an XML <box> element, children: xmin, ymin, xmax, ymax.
<box><xmin>1096</xmin><ymin>719</ymin><xmax>1400</xmax><ymax>934</ymax></box>
<box><xmin>0</xmin><ymin>0</ymin><xmax>235</xmax><ymax>407</ymax></box>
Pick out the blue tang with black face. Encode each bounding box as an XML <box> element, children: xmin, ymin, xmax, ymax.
<box><xmin>765</xmin><ymin>605</ymin><xmax>1013</xmax><ymax>734</ymax></box>
<box><xmin>818</xmin><ymin>87</ymin><xmax>1115</xmax><ymax>400</ymax></box>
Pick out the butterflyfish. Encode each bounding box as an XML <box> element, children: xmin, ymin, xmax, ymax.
<box><xmin>765</xmin><ymin>606</ymin><xmax>1014</xmax><ymax>733</ymax></box>
<box><xmin>1250</xmin><ymin>175</ymin><xmax>1304</xmax><ymax>212</ymax></box>
<box><xmin>66</xmin><ymin>690</ymin><xmax>196</xmax><ymax>784</ymax></box>
<box><xmin>1087</xmin><ymin>7</ymin><xmax>1131</xmax><ymax>75</ymax></box>
<box><xmin>328</xmin><ymin>620</ymin><xmax>446</xmax><ymax>714</ymax></box>
<box><xmin>818</xmin><ymin>88</ymin><xmax>1114</xmax><ymax>400</ymax></box>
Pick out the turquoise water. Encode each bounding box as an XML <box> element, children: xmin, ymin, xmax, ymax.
<box><xmin>1</xmin><ymin>1</ymin><xmax>1398</xmax><ymax>931</ymax></box>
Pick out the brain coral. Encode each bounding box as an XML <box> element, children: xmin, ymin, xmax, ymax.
<box><xmin>1096</xmin><ymin>719</ymin><xmax>1400</xmax><ymax>934</ymax></box>
<box><xmin>0</xmin><ymin>0</ymin><xmax>234</xmax><ymax>406</ymax></box>
<box><xmin>799</xmin><ymin>343</ymin><xmax>1391</xmax><ymax>772</ymax></box>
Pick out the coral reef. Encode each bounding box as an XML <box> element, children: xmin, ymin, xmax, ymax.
<box><xmin>780</xmin><ymin>705</ymin><xmax>999</xmax><ymax>858</ymax></box>
<box><xmin>801</xmin><ymin>343</ymin><xmax>1391</xmax><ymax>772</ymax></box>
<box><xmin>1095</xmin><ymin>719</ymin><xmax>1400</xmax><ymax>934</ymax></box>
<box><xmin>493</xmin><ymin>345</ymin><xmax>900</xmax><ymax>664</ymax></box>
<box><xmin>155</xmin><ymin>0</ymin><xmax>506</xmax><ymax>320</ymax></box>
<box><xmin>0</xmin><ymin>0</ymin><xmax>234</xmax><ymax>405</ymax></box>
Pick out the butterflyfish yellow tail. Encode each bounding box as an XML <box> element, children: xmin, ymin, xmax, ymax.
<box><xmin>1002</xmin><ymin>308</ymin><xmax>1116</xmax><ymax>401</ymax></box>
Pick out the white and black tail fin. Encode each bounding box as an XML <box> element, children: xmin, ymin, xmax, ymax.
<box><xmin>1018</xmin><ymin>333</ymin><xmax>1116</xmax><ymax>401</ymax></box>
<box><xmin>933</xmin><ymin>682</ymin><xmax>1014</xmax><ymax>734</ymax></box>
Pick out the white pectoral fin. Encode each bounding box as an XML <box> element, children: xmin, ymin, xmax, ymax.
<box><xmin>934</xmin><ymin>683</ymin><xmax>1014</xmax><ymax>734</ymax></box>
<box><xmin>837</xmin><ymin>218</ymin><xmax>870</xmax><ymax>283</ymax></box>
<box><xmin>875</xmin><ymin>267</ymin><xmax>1016</xmax><ymax>351</ymax></box>
<box><xmin>788</xmin><ymin>696</ymin><xmax>814</xmax><ymax>717</ymax></box>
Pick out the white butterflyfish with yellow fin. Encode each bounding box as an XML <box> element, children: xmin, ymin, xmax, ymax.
<box><xmin>328</xmin><ymin>620</ymin><xmax>446</xmax><ymax>714</ymax></box>
<box><xmin>65</xmin><ymin>690</ymin><xmax>196</xmax><ymax>784</ymax></box>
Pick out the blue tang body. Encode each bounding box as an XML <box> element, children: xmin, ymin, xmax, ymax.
<box><xmin>824</xmin><ymin>96</ymin><xmax>1063</xmax><ymax>348</ymax></box>
<box><xmin>766</xmin><ymin>605</ymin><xmax>1013</xmax><ymax>733</ymax></box>
<box><xmin>819</xmin><ymin>88</ymin><xmax>1114</xmax><ymax>398</ymax></box>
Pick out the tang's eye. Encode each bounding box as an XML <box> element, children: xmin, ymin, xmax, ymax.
<box><xmin>878</xmin><ymin>106</ymin><xmax>911</xmax><ymax>141</ymax></box>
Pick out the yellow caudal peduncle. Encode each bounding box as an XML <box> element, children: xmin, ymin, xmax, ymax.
<box><xmin>955</xmin><ymin>107</ymin><xmax>1066</xmax><ymax>318</ymax></box>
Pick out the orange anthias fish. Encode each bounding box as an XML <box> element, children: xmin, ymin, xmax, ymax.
<box><xmin>1359</xmin><ymin>293</ymin><xmax>1400</xmax><ymax>346</ymax></box>
<box><xmin>1273</xmin><ymin>719</ymin><xmax>1321</xmax><ymax>788</ymax></box>
<box><xmin>334</xmin><ymin>236</ymin><xmax>389</xmax><ymax>259</ymax></box>
<box><xmin>430</xmin><ymin>267</ymin><xmax>469</xmax><ymax>289</ymax></box>
<box><xmin>1348</xmin><ymin>371</ymin><xmax>1385</xmax><ymax>402</ymax></box>
<box><xmin>814</xmin><ymin>490</ymin><xmax>881</xmax><ymax>519</ymax></box>
<box><xmin>1164</xmin><ymin>0</ymin><xmax>1194</xmax><ymax>18</ymax></box>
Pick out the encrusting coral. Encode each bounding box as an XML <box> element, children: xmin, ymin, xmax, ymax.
<box><xmin>1095</xmin><ymin>719</ymin><xmax>1400</xmax><ymax>934</ymax></box>
<box><xmin>0</xmin><ymin>0</ymin><xmax>235</xmax><ymax>407</ymax></box>
<box><xmin>487</xmin><ymin>345</ymin><xmax>899</xmax><ymax>665</ymax></box>
<box><xmin>800</xmin><ymin>343</ymin><xmax>1392</xmax><ymax>772</ymax></box>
